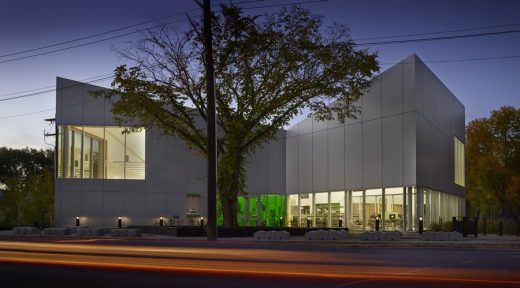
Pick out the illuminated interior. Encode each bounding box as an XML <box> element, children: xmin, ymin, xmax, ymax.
<box><xmin>57</xmin><ymin>125</ymin><xmax>145</xmax><ymax>180</ymax></box>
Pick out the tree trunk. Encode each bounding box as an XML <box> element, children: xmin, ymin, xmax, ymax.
<box><xmin>217</xmin><ymin>144</ymin><xmax>245</xmax><ymax>228</ymax></box>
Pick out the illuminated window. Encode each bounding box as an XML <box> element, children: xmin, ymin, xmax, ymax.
<box><xmin>454</xmin><ymin>137</ymin><xmax>465</xmax><ymax>186</ymax></box>
<box><xmin>57</xmin><ymin>125</ymin><xmax>145</xmax><ymax>180</ymax></box>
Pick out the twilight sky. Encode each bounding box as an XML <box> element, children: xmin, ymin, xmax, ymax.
<box><xmin>1</xmin><ymin>0</ymin><xmax>519</xmax><ymax>149</ymax></box>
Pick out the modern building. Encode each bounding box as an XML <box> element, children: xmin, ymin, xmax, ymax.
<box><xmin>54</xmin><ymin>54</ymin><xmax>465</xmax><ymax>231</ymax></box>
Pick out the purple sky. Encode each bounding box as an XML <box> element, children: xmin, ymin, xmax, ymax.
<box><xmin>1</xmin><ymin>0</ymin><xmax>519</xmax><ymax>149</ymax></box>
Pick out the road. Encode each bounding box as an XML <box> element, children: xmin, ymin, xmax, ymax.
<box><xmin>1</xmin><ymin>239</ymin><xmax>519</xmax><ymax>287</ymax></box>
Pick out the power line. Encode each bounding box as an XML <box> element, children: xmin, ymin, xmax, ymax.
<box><xmin>0</xmin><ymin>108</ymin><xmax>55</xmax><ymax>119</ymax></box>
<box><xmin>0</xmin><ymin>0</ymin><xmax>326</xmax><ymax>65</ymax></box>
<box><xmin>0</xmin><ymin>0</ymin><xmax>267</xmax><ymax>60</ymax></box>
<box><xmin>0</xmin><ymin>75</ymin><xmax>114</xmax><ymax>102</ymax></box>
<box><xmin>356</xmin><ymin>28</ymin><xmax>520</xmax><ymax>46</ymax></box>
<box><xmin>0</xmin><ymin>73</ymin><xmax>114</xmax><ymax>98</ymax></box>
<box><xmin>3</xmin><ymin>53</ymin><xmax>520</xmax><ymax>119</ymax></box>
<box><xmin>353</xmin><ymin>22</ymin><xmax>520</xmax><ymax>42</ymax></box>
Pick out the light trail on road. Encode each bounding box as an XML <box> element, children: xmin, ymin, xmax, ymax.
<box><xmin>1</xmin><ymin>241</ymin><xmax>519</xmax><ymax>286</ymax></box>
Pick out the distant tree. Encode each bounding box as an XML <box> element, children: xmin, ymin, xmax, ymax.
<box><xmin>466</xmin><ymin>106</ymin><xmax>520</xmax><ymax>218</ymax></box>
<box><xmin>102</xmin><ymin>5</ymin><xmax>378</xmax><ymax>227</ymax></box>
<box><xmin>0</xmin><ymin>147</ymin><xmax>54</xmax><ymax>227</ymax></box>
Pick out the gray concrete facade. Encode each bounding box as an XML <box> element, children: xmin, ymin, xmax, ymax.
<box><xmin>54</xmin><ymin>54</ymin><xmax>465</xmax><ymax>229</ymax></box>
<box><xmin>54</xmin><ymin>77</ymin><xmax>286</xmax><ymax>227</ymax></box>
<box><xmin>285</xmin><ymin>54</ymin><xmax>465</xmax><ymax>196</ymax></box>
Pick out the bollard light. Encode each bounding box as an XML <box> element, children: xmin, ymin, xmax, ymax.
<box><xmin>118</xmin><ymin>216</ymin><xmax>122</xmax><ymax>229</ymax></box>
<box><xmin>200</xmin><ymin>216</ymin><xmax>204</xmax><ymax>227</ymax></box>
<box><xmin>307</xmin><ymin>216</ymin><xmax>312</xmax><ymax>228</ymax></box>
<box><xmin>279</xmin><ymin>216</ymin><xmax>283</xmax><ymax>227</ymax></box>
<box><xmin>375</xmin><ymin>216</ymin><xmax>380</xmax><ymax>231</ymax></box>
<box><xmin>75</xmin><ymin>216</ymin><xmax>80</xmax><ymax>227</ymax></box>
<box><xmin>159</xmin><ymin>216</ymin><xmax>164</xmax><ymax>226</ymax></box>
<box><xmin>338</xmin><ymin>218</ymin><xmax>343</xmax><ymax>228</ymax></box>
<box><xmin>419</xmin><ymin>216</ymin><xmax>424</xmax><ymax>234</ymax></box>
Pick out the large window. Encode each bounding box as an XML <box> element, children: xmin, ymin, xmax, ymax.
<box><xmin>330</xmin><ymin>191</ymin><xmax>345</xmax><ymax>228</ymax></box>
<box><xmin>384</xmin><ymin>188</ymin><xmax>403</xmax><ymax>231</ymax></box>
<box><xmin>365</xmin><ymin>189</ymin><xmax>383</xmax><ymax>231</ymax></box>
<box><xmin>57</xmin><ymin>125</ymin><xmax>145</xmax><ymax>180</ymax></box>
<box><xmin>351</xmin><ymin>190</ymin><xmax>363</xmax><ymax>230</ymax></box>
<box><xmin>454</xmin><ymin>137</ymin><xmax>465</xmax><ymax>186</ymax></box>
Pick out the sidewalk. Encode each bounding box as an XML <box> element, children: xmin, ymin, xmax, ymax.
<box><xmin>2</xmin><ymin>229</ymin><xmax>519</xmax><ymax>249</ymax></box>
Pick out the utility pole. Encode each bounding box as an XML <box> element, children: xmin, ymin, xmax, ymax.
<box><xmin>202</xmin><ymin>0</ymin><xmax>218</xmax><ymax>241</ymax></box>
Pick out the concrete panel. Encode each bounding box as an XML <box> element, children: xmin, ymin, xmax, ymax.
<box><xmin>103</xmin><ymin>179</ymin><xmax>125</xmax><ymax>192</ymax></box>
<box><xmin>166</xmin><ymin>137</ymin><xmax>188</xmax><ymax>194</ymax></box>
<box><xmin>363</xmin><ymin>119</ymin><xmax>382</xmax><ymax>188</ymax></box>
<box><xmin>298</xmin><ymin>134</ymin><xmax>313</xmax><ymax>193</ymax></box>
<box><xmin>145</xmin><ymin>193</ymin><xmax>167</xmax><ymax>222</ymax></box>
<box><xmin>124</xmin><ymin>180</ymin><xmax>146</xmax><ymax>193</ymax></box>
<box><xmin>59</xmin><ymin>78</ymin><xmax>84</xmax><ymax>124</ymax></box>
<box><xmin>267</xmin><ymin>134</ymin><xmax>286</xmax><ymax>195</ymax></box>
<box><xmin>60</xmin><ymin>179</ymin><xmax>83</xmax><ymax>192</ymax></box>
<box><xmin>82</xmin><ymin>86</ymin><xmax>106</xmax><ymax>125</ymax></box>
<box><xmin>327</xmin><ymin>111</ymin><xmax>344</xmax><ymax>129</ymax></box>
<box><xmin>82</xmin><ymin>180</ymin><xmax>103</xmax><ymax>192</ymax></box>
<box><xmin>346</xmin><ymin>98</ymin><xmax>363</xmax><ymax>125</ymax></box>
<box><xmin>286</xmin><ymin>136</ymin><xmax>298</xmax><ymax>194</ymax></box>
<box><xmin>382</xmin><ymin>63</ymin><xmax>403</xmax><ymax>117</ymax></box>
<box><xmin>362</xmin><ymin>76</ymin><xmax>381</xmax><ymax>121</ymax></box>
<box><xmin>186</xmin><ymin>153</ymin><xmax>206</xmax><ymax>195</ymax></box>
<box><xmin>312</xmin><ymin>130</ymin><xmax>328</xmax><ymax>192</ymax></box>
<box><xmin>166</xmin><ymin>193</ymin><xmax>186</xmax><ymax>220</ymax></box>
<box><xmin>345</xmin><ymin>123</ymin><xmax>363</xmax><ymax>189</ymax></box>
<box><xmin>313</xmin><ymin>117</ymin><xmax>328</xmax><ymax>132</ymax></box>
<box><xmin>403</xmin><ymin>112</ymin><xmax>417</xmax><ymax>185</ymax></box>
<box><xmin>54</xmin><ymin>186</ymin><xmax>62</xmax><ymax>227</ymax></box>
<box><xmin>403</xmin><ymin>58</ymin><xmax>416</xmax><ymax>112</ymax></box>
<box><xmin>103</xmin><ymin>192</ymin><xmax>125</xmax><ymax>227</ymax></box>
<box><xmin>82</xmin><ymin>192</ymin><xmax>103</xmax><ymax>227</ymax></box>
<box><xmin>124</xmin><ymin>192</ymin><xmax>146</xmax><ymax>225</ymax></box>
<box><xmin>299</xmin><ymin>117</ymin><xmax>313</xmax><ymax>135</ymax></box>
<box><xmin>60</xmin><ymin>191</ymin><xmax>82</xmax><ymax>227</ymax></box>
<box><xmin>382</xmin><ymin>114</ymin><xmax>404</xmax><ymax>187</ymax></box>
<box><xmin>246</xmin><ymin>144</ymin><xmax>268</xmax><ymax>195</ymax></box>
<box><xmin>104</xmin><ymin>96</ymin><xmax>120</xmax><ymax>125</ymax></box>
<box><xmin>145</xmin><ymin>134</ymin><xmax>167</xmax><ymax>193</ymax></box>
<box><xmin>415</xmin><ymin>62</ymin><xmax>425</xmax><ymax>114</ymax></box>
<box><xmin>328</xmin><ymin>126</ymin><xmax>345</xmax><ymax>190</ymax></box>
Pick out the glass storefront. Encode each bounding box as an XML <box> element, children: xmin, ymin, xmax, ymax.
<box><xmin>330</xmin><ymin>191</ymin><xmax>345</xmax><ymax>228</ymax></box>
<box><xmin>287</xmin><ymin>194</ymin><xmax>299</xmax><ymax>227</ymax></box>
<box><xmin>351</xmin><ymin>190</ymin><xmax>364</xmax><ymax>230</ymax></box>
<box><xmin>314</xmin><ymin>192</ymin><xmax>329</xmax><ymax>228</ymax></box>
<box><xmin>365</xmin><ymin>189</ymin><xmax>383</xmax><ymax>231</ymax></box>
<box><xmin>57</xmin><ymin>125</ymin><xmax>145</xmax><ymax>180</ymax></box>
<box><xmin>384</xmin><ymin>188</ymin><xmax>404</xmax><ymax>231</ymax></box>
<box><xmin>283</xmin><ymin>187</ymin><xmax>464</xmax><ymax>231</ymax></box>
<box><xmin>300</xmin><ymin>193</ymin><xmax>313</xmax><ymax>227</ymax></box>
